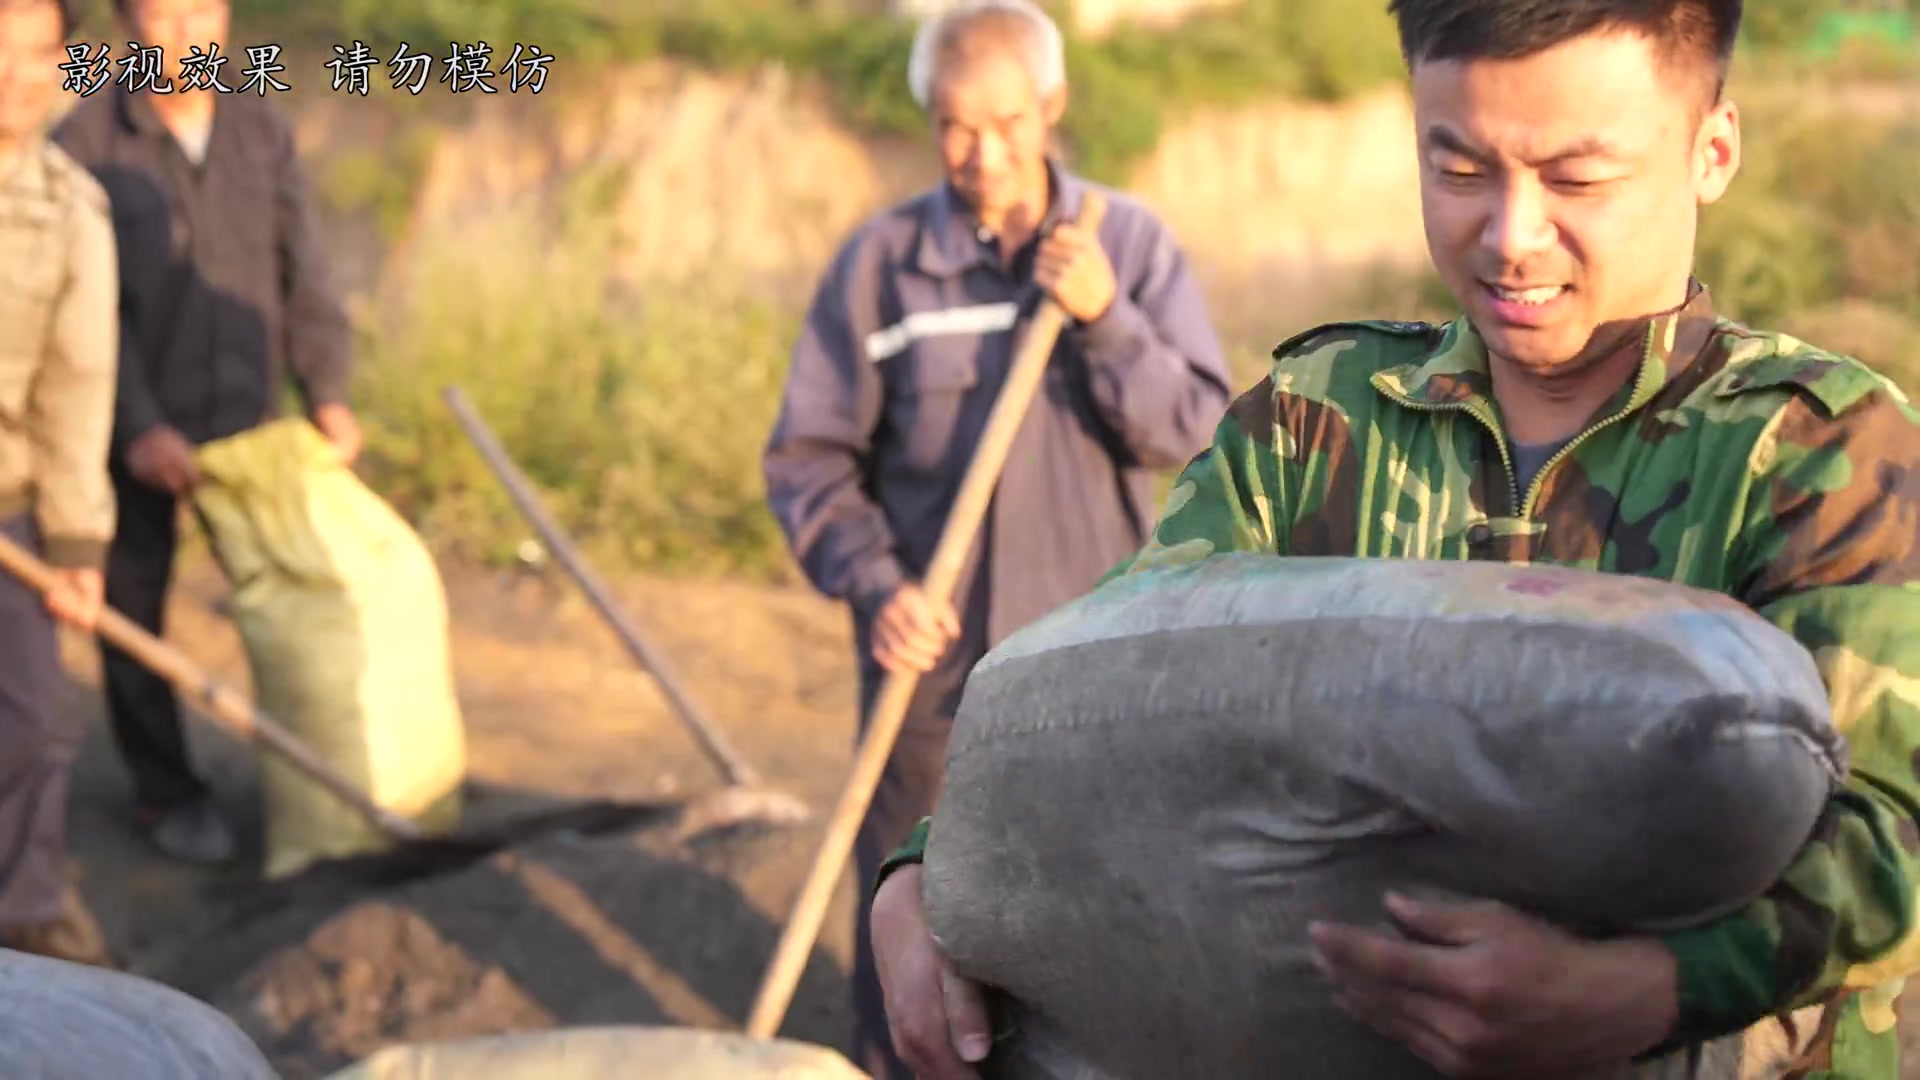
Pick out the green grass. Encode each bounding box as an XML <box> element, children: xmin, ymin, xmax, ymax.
<box><xmin>86</xmin><ymin>0</ymin><xmax>1909</xmax><ymax>186</ymax></box>
<box><xmin>213</xmin><ymin>0</ymin><xmax>1918</xmax><ymax>186</ymax></box>
<box><xmin>618</xmin><ymin>0</ymin><xmax>1410</xmax><ymax>183</ymax></box>
<box><xmin>348</xmin><ymin>80</ymin><xmax>1920</xmax><ymax>581</ymax></box>
<box><xmin>209</xmin><ymin>0</ymin><xmax>1410</xmax><ymax>185</ymax></box>
<box><xmin>317</xmin><ymin>128</ymin><xmax>438</xmax><ymax>244</ymax></box>
<box><xmin>1696</xmin><ymin>91</ymin><xmax>1920</xmax><ymax>373</ymax></box>
<box><xmin>166</xmin><ymin>0</ymin><xmax>1920</xmax><ymax>578</ymax></box>
<box><xmin>351</xmin><ymin>209</ymin><xmax>797</xmax><ymax>580</ymax></box>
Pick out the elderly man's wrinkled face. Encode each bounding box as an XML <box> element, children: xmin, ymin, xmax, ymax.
<box><xmin>929</xmin><ymin>46</ymin><xmax>1062</xmax><ymax>224</ymax></box>
<box><xmin>1411</xmin><ymin>27</ymin><xmax>1740</xmax><ymax>375</ymax></box>
<box><xmin>0</xmin><ymin>1</ymin><xmax>65</xmax><ymax>147</ymax></box>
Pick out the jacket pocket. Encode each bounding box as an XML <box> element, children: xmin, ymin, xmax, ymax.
<box><xmin>0</xmin><ymin>269</ymin><xmax>58</xmax><ymax>428</ymax></box>
<box><xmin>0</xmin><ymin>361</ymin><xmax>31</xmax><ymax>428</ymax></box>
<box><xmin>887</xmin><ymin>338</ymin><xmax>983</xmax><ymax>475</ymax></box>
<box><xmin>0</xmin><ymin>357</ymin><xmax>34</xmax><ymax>498</ymax></box>
<box><xmin>0</xmin><ymin>231</ymin><xmax>59</xmax><ymax>421</ymax></box>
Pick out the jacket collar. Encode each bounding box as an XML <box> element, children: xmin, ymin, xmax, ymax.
<box><xmin>115</xmin><ymin>87</ymin><xmax>169</xmax><ymax>137</ymax></box>
<box><xmin>0</xmin><ymin>133</ymin><xmax>43</xmax><ymax>187</ymax></box>
<box><xmin>1372</xmin><ymin>279</ymin><xmax>1720</xmax><ymax>418</ymax></box>
<box><xmin>913</xmin><ymin>156</ymin><xmax>1087</xmax><ymax>278</ymax></box>
<box><xmin>114</xmin><ymin>86</ymin><xmax>228</xmax><ymax>145</ymax></box>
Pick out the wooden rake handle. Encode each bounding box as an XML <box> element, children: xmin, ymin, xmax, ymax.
<box><xmin>745</xmin><ymin>191</ymin><xmax>1110</xmax><ymax>1038</ymax></box>
<box><xmin>0</xmin><ymin>532</ymin><xmax>423</xmax><ymax>843</ymax></box>
<box><xmin>441</xmin><ymin>385</ymin><xmax>767</xmax><ymax>790</ymax></box>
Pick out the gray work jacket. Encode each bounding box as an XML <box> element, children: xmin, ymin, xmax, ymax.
<box><xmin>763</xmin><ymin>161</ymin><xmax>1232</xmax><ymax>653</ymax></box>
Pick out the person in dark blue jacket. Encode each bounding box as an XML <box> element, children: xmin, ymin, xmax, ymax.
<box><xmin>760</xmin><ymin>2</ymin><xmax>1232</xmax><ymax>1074</ymax></box>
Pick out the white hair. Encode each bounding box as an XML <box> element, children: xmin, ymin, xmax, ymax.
<box><xmin>906</xmin><ymin>0</ymin><xmax>1067</xmax><ymax>110</ymax></box>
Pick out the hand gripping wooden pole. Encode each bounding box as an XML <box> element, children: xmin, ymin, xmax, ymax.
<box><xmin>745</xmin><ymin>191</ymin><xmax>1109</xmax><ymax>1038</ymax></box>
<box><xmin>0</xmin><ymin>531</ymin><xmax>424</xmax><ymax>843</ymax></box>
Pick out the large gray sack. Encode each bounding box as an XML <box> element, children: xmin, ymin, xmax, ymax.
<box><xmin>0</xmin><ymin>949</ymin><xmax>280</xmax><ymax>1079</ymax></box>
<box><xmin>921</xmin><ymin>554</ymin><xmax>1844</xmax><ymax>1080</ymax></box>
<box><xmin>324</xmin><ymin>1026</ymin><xmax>868</xmax><ymax>1079</ymax></box>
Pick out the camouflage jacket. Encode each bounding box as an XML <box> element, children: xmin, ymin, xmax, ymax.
<box><xmin>883</xmin><ymin>284</ymin><xmax>1920</xmax><ymax>1076</ymax></box>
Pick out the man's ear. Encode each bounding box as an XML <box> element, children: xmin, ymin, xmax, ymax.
<box><xmin>1694</xmin><ymin>99</ymin><xmax>1741</xmax><ymax>206</ymax></box>
<box><xmin>1042</xmin><ymin>83</ymin><xmax>1068</xmax><ymax>127</ymax></box>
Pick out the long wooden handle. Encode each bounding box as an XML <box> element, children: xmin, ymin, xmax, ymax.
<box><xmin>441</xmin><ymin>385</ymin><xmax>764</xmax><ymax>789</ymax></box>
<box><xmin>746</xmin><ymin>191</ymin><xmax>1109</xmax><ymax>1038</ymax></box>
<box><xmin>0</xmin><ymin>532</ymin><xmax>423</xmax><ymax>843</ymax></box>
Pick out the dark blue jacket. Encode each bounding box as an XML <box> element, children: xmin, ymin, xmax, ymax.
<box><xmin>763</xmin><ymin>161</ymin><xmax>1232</xmax><ymax>649</ymax></box>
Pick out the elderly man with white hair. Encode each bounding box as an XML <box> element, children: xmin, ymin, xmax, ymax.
<box><xmin>761</xmin><ymin>1</ymin><xmax>1232</xmax><ymax>1074</ymax></box>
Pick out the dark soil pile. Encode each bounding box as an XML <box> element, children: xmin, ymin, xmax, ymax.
<box><xmin>218</xmin><ymin>901</ymin><xmax>552</xmax><ymax>1078</ymax></box>
<box><xmin>161</xmin><ymin>825</ymin><xmax>854</xmax><ymax>1079</ymax></box>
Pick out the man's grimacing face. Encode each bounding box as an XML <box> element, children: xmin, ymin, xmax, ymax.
<box><xmin>1409</xmin><ymin>27</ymin><xmax>1741</xmax><ymax>375</ymax></box>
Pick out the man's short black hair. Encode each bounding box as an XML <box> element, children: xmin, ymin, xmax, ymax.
<box><xmin>1386</xmin><ymin>0</ymin><xmax>1743</xmax><ymax>101</ymax></box>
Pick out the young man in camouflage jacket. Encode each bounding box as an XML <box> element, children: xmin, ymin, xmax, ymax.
<box><xmin>867</xmin><ymin>1</ymin><xmax>1920</xmax><ymax>1077</ymax></box>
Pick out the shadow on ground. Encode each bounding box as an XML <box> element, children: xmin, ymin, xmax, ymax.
<box><xmin>83</xmin><ymin>772</ymin><xmax>852</xmax><ymax>1080</ymax></box>
<box><xmin>58</xmin><ymin>647</ymin><xmax>856</xmax><ymax>1079</ymax></box>
<box><xmin>54</xmin><ymin>548</ymin><xmax>867</xmax><ymax>1078</ymax></box>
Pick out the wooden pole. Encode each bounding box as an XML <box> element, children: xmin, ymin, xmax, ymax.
<box><xmin>0</xmin><ymin>533</ymin><xmax>423</xmax><ymax>842</ymax></box>
<box><xmin>745</xmin><ymin>191</ymin><xmax>1109</xmax><ymax>1038</ymax></box>
<box><xmin>442</xmin><ymin>385</ymin><xmax>767</xmax><ymax>790</ymax></box>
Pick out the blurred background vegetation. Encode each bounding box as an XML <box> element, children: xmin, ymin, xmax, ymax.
<box><xmin>77</xmin><ymin>0</ymin><xmax>1920</xmax><ymax>581</ymax></box>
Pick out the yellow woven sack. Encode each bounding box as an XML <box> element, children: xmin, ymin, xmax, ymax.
<box><xmin>192</xmin><ymin>418</ymin><xmax>465</xmax><ymax>878</ymax></box>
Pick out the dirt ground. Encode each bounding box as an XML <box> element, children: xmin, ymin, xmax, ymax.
<box><xmin>58</xmin><ymin>550</ymin><xmax>868</xmax><ymax>1078</ymax></box>
<box><xmin>49</xmin><ymin>546</ymin><xmax>1920</xmax><ymax>1077</ymax></box>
